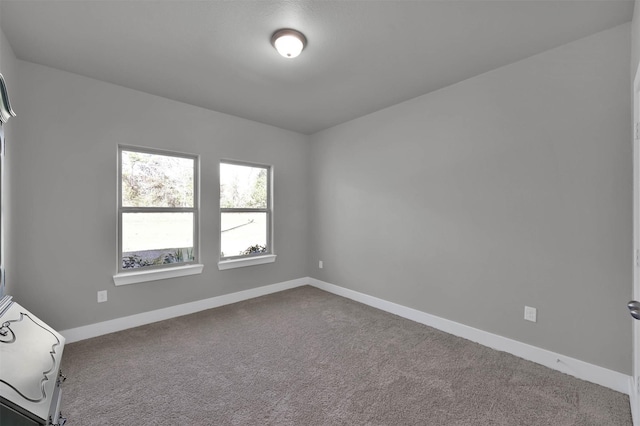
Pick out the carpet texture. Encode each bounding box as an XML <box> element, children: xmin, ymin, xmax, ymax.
<box><xmin>61</xmin><ymin>286</ymin><xmax>631</xmax><ymax>425</ymax></box>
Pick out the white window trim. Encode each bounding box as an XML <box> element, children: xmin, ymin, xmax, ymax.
<box><xmin>218</xmin><ymin>254</ymin><xmax>276</xmax><ymax>271</ymax></box>
<box><xmin>220</xmin><ymin>160</ymin><xmax>274</xmax><ymax>264</ymax></box>
<box><xmin>113</xmin><ymin>264</ymin><xmax>204</xmax><ymax>286</ymax></box>
<box><xmin>117</xmin><ymin>145</ymin><xmax>200</xmax><ymax>280</ymax></box>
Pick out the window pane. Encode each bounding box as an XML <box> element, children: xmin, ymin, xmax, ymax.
<box><xmin>221</xmin><ymin>212</ymin><xmax>267</xmax><ymax>257</ymax></box>
<box><xmin>122</xmin><ymin>150</ymin><xmax>194</xmax><ymax>208</ymax></box>
<box><xmin>220</xmin><ymin>163</ymin><xmax>267</xmax><ymax>209</ymax></box>
<box><xmin>122</xmin><ymin>212</ymin><xmax>194</xmax><ymax>268</ymax></box>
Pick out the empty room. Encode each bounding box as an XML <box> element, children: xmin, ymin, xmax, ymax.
<box><xmin>1</xmin><ymin>0</ymin><xmax>640</xmax><ymax>424</ymax></box>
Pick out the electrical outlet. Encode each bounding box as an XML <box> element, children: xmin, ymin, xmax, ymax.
<box><xmin>97</xmin><ymin>290</ymin><xmax>108</xmax><ymax>303</ymax></box>
<box><xmin>319</xmin><ymin>260</ymin><xmax>323</xmax><ymax>269</ymax></box>
<box><xmin>524</xmin><ymin>306</ymin><xmax>537</xmax><ymax>322</ymax></box>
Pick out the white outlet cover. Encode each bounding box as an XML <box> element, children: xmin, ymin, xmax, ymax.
<box><xmin>97</xmin><ymin>290</ymin><xmax>108</xmax><ymax>303</ymax></box>
<box><xmin>319</xmin><ymin>260</ymin><xmax>323</xmax><ymax>269</ymax></box>
<box><xmin>524</xmin><ymin>306</ymin><xmax>537</xmax><ymax>322</ymax></box>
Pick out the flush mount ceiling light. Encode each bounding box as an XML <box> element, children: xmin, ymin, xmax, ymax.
<box><xmin>271</xmin><ymin>29</ymin><xmax>307</xmax><ymax>59</ymax></box>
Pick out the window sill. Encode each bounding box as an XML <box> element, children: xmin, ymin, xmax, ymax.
<box><xmin>113</xmin><ymin>264</ymin><xmax>204</xmax><ymax>286</ymax></box>
<box><xmin>218</xmin><ymin>254</ymin><xmax>276</xmax><ymax>270</ymax></box>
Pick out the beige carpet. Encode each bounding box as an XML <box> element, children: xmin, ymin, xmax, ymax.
<box><xmin>61</xmin><ymin>286</ymin><xmax>631</xmax><ymax>425</ymax></box>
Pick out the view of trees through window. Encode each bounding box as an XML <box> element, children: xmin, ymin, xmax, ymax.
<box><xmin>120</xmin><ymin>149</ymin><xmax>196</xmax><ymax>269</ymax></box>
<box><xmin>122</xmin><ymin>151</ymin><xmax>194</xmax><ymax>208</ymax></box>
<box><xmin>220</xmin><ymin>162</ymin><xmax>269</xmax><ymax>258</ymax></box>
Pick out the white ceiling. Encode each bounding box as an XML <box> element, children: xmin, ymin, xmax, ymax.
<box><xmin>0</xmin><ymin>0</ymin><xmax>634</xmax><ymax>135</ymax></box>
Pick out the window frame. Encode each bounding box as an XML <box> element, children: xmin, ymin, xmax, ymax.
<box><xmin>117</xmin><ymin>145</ymin><xmax>200</xmax><ymax>275</ymax></box>
<box><xmin>219</xmin><ymin>159</ymin><xmax>274</xmax><ymax>267</ymax></box>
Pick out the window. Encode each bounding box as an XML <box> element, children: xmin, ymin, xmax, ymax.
<box><xmin>219</xmin><ymin>161</ymin><xmax>274</xmax><ymax>269</ymax></box>
<box><xmin>117</xmin><ymin>146</ymin><xmax>199</xmax><ymax>276</ymax></box>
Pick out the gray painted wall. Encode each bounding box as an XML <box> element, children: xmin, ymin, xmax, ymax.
<box><xmin>12</xmin><ymin>60</ymin><xmax>310</xmax><ymax>331</ymax></box>
<box><xmin>3</xmin><ymin>15</ymin><xmax>635</xmax><ymax>376</ymax></box>
<box><xmin>309</xmin><ymin>24</ymin><xmax>632</xmax><ymax>374</ymax></box>
<box><xmin>633</xmin><ymin>1</ymin><xmax>639</xmax><ymax>79</ymax></box>
<box><xmin>0</xmin><ymin>19</ymin><xmax>18</xmax><ymax>297</ymax></box>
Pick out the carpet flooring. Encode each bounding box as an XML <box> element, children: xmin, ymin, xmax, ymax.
<box><xmin>61</xmin><ymin>286</ymin><xmax>632</xmax><ymax>425</ymax></box>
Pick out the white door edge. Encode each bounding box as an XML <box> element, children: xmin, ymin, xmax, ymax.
<box><xmin>633</xmin><ymin>65</ymin><xmax>640</xmax><ymax>423</ymax></box>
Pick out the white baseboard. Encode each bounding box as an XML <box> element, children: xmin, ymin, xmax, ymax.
<box><xmin>61</xmin><ymin>276</ymin><xmax>631</xmax><ymax>397</ymax></box>
<box><xmin>60</xmin><ymin>277</ymin><xmax>308</xmax><ymax>343</ymax></box>
<box><xmin>631</xmin><ymin>377</ymin><xmax>639</xmax><ymax>426</ymax></box>
<box><xmin>308</xmin><ymin>278</ymin><xmax>631</xmax><ymax>395</ymax></box>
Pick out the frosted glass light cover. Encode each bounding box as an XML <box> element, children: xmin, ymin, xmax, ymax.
<box><xmin>275</xmin><ymin>35</ymin><xmax>303</xmax><ymax>58</ymax></box>
<box><xmin>271</xmin><ymin>29</ymin><xmax>306</xmax><ymax>59</ymax></box>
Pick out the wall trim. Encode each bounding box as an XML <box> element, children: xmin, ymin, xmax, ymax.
<box><xmin>113</xmin><ymin>263</ymin><xmax>204</xmax><ymax>286</ymax></box>
<box><xmin>308</xmin><ymin>278</ymin><xmax>631</xmax><ymax>395</ymax></box>
<box><xmin>631</xmin><ymin>377</ymin><xmax>639</xmax><ymax>426</ymax></box>
<box><xmin>60</xmin><ymin>277</ymin><xmax>308</xmax><ymax>343</ymax></box>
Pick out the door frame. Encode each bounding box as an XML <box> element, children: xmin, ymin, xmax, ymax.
<box><xmin>632</xmin><ymin>63</ymin><xmax>640</xmax><ymax>425</ymax></box>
